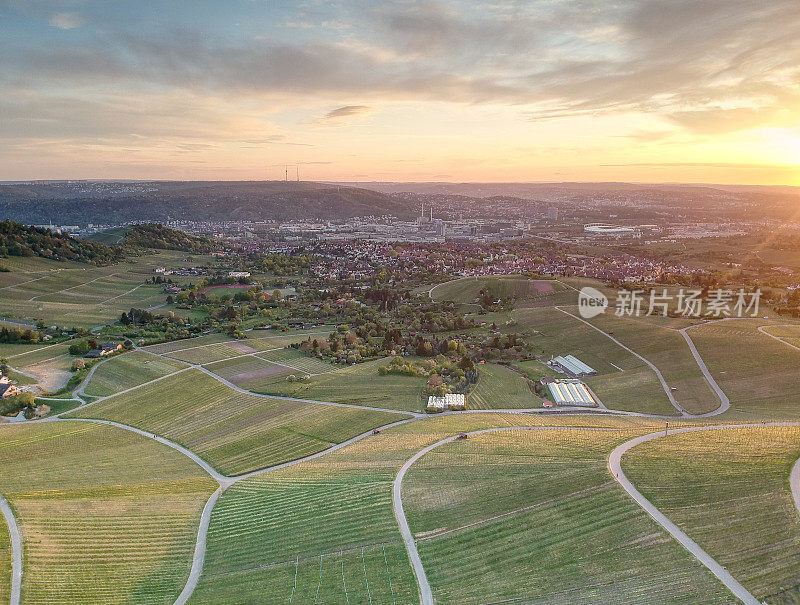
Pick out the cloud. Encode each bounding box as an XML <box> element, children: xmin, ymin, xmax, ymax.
<box><xmin>48</xmin><ymin>12</ymin><xmax>83</xmax><ymax>30</ymax></box>
<box><xmin>315</xmin><ymin>105</ymin><xmax>370</xmax><ymax>124</ymax></box>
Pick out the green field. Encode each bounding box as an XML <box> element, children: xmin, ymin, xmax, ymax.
<box><xmin>164</xmin><ymin>342</ymin><xmax>252</xmax><ymax>365</ymax></box>
<box><xmin>83</xmin><ymin>351</ymin><xmax>189</xmax><ymax>397</ymax></box>
<box><xmin>624</xmin><ymin>426</ymin><xmax>800</xmax><ymax>602</ymax></box>
<box><xmin>189</xmin><ymin>477</ymin><xmax>418</xmax><ymax>603</ymax></box>
<box><xmin>190</xmin><ymin>412</ymin><xmax>673</xmax><ymax>603</ymax></box>
<box><xmin>403</xmin><ymin>427</ymin><xmax>732</xmax><ymax>603</ymax></box>
<box><xmin>514</xmin><ymin>306</ymin><xmax>676</xmax><ymax>414</ymax></box>
<box><xmin>582</xmin><ymin>311</ymin><xmax>719</xmax><ymax>414</ymax></box>
<box><xmin>252</xmin><ymin>357</ymin><xmax>427</xmax><ymax>412</ymax></box>
<box><xmin>0</xmin><ymin>510</ymin><xmax>9</xmax><ymax>603</ymax></box>
<box><xmin>431</xmin><ymin>275</ymin><xmax>569</xmax><ymax>306</ymax></box>
<box><xmin>0</xmin><ymin>252</ymin><xmax>214</xmax><ymax>329</ymax></box>
<box><xmin>688</xmin><ymin>320</ymin><xmax>800</xmax><ymax>418</ymax></box>
<box><xmin>69</xmin><ymin>369</ymin><xmax>403</xmax><ymax>474</ymax></box>
<box><xmin>469</xmin><ymin>363</ymin><xmax>542</xmax><ymax>409</ymax></box>
<box><xmin>0</xmin><ymin>421</ymin><xmax>217</xmax><ymax>603</ymax></box>
<box><xmin>254</xmin><ymin>347</ymin><xmax>337</xmax><ymax>374</ymax></box>
<box><xmin>143</xmin><ymin>333</ymin><xmax>234</xmax><ymax>355</ymax></box>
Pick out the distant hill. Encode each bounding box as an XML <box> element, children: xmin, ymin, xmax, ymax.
<box><xmin>0</xmin><ymin>181</ymin><xmax>411</xmax><ymax>225</ymax></box>
<box><xmin>122</xmin><ymin>224</ymin><xmax>216</xmax><ymax>254</ymax></box>
<box><xmin>0</xmin><ymin>220</ymin><xmax>123</xmax><ymax>264</ymax></box>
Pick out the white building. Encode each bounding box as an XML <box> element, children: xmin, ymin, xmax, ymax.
<box><xmin>550</xmin><ymin>355</ymin><xmax>597</xmax><ymax>378</ymax></box>
<box><xmin>427</xmin><ymin>393</ymin><xmax>466</xmax><ymax>412</ymax></box>
<box><xmin>546</xmin><ymin>379</ymin><xmax>597</xmax><ymax>407</ymax></box>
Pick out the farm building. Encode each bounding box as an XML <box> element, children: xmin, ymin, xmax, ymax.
<box><xmin>546</xmin><ymin>379</ymin><xmax>598</xmax><ymax>407</ymax></box>
<box><xmin>0</xmin><ymin>376</ymin><xmax>21</xmax><ymax>399</ymax></box>
<box><xmin>427</xmin><ymin>393</ymin><xmax>466</xmax><ymax>412</ymax></box>
<box><xmin>550</xmin><ymin>355</ymin><xmax>597</xmax><ymax>378</ymax></box>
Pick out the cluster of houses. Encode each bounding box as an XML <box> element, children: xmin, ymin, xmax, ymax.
<box><xmin>0</xmin><ymin>375</ymin><xmax>22</xmax><ymax>399</ymax></box>
<box><xmin>85</xmin><ymin>342</ymin><xmax>123</xmax><ymax>359</ymax></box>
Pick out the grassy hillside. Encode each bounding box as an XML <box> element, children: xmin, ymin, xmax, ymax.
<box><xmin>689</xmin><ymin>320</ymin><xmax>800</xmax><ymax>418</ymax></box>
<box><xmin>69</xmin><ymin>369</ymin><xmax>403</xmax><ymax>474</ymax></box>
<box><xmin>624</xmin><ymin>426</ymin><xmax>800</xmax><ymax>601</ymax></box>
<box><xmin>0</xmin><ymin>421</ymin><xmax>216</xmax><ymax>604</ymax></box>
<box><xmin>403</xmin><ymin>428</ymin><xmax>732</xmax><ymax>603</ymax></box>
<box><xmin>0</xmin><ymin>219</ymin><xmax>122</xmax><ymax>264</ymax></box>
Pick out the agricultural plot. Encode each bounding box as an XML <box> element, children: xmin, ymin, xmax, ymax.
<box><xmin>69</xmin><ymin>369</ymin><xmax>402</xmax><ymax>474</ymax></box>
<box><xmin>253</xmin><ymin>357</ymin><xmax>426</xmax><ymax>412</ymax></box>
<box><xmin>189</xmin><ymin>412</ymin><xmax>669</xmax><ymax>602</ymax></box>
<box><xmin>688</xmin><ymin>320</ymin><xmax>800</xmax><ymax>418</ymax></box>
<box><xmin>143</xmin><ymin>333</ymin><xmax>233</xmax><ymax>355</ymax></box>
<box><xmin>469</xmin><ymin>363</ymin><xmax>542</xmax><ymax>409</ymax></box>
<box><xmin>245</xmin><ymin>329</ymin><xmax>333</xmax><ymax>350</ymax></box>
<box><xmin>83</xmin><ymin>351</ymin><xmax>189</xmax><ymax>397</ymax></box>
<box><xmin>581</xmin><ymin>312</ymin><xmax>718</xmax><ymax>414</ymax></box>
<box><xmin>431</xmin><ymin>275</ymin><xmax>568</xmax><ymax>306</ymax></box>
<box><xmin>515</xmin><ymin>307</ymin><xmax>675</xmax><ymax>414</ymax></box>
<box><xmin>403</xmin><ymin>428</ymin><xmax>732</xmax><ymax>603</ymax></box>
<box><xmin>0</xmin><ymin>421</ymin><xmax>217</xmax><ymax>604</ymax></box>
<box><xmin>0</xmin><ymin>512</ymin><xmax>9</xmax><ymax>603</ymax></box>
<box><xmin>190</xmin><ymin>475</ymin><xmax>418</xmax><ymax>604</ymax></box>
<box><xmin>0</xmin><ymin>252</ymin><xmax>209</xmax><ymax>329</ymax></box>
<box><xmin>255</xmin><ymin>347</ymin><xmax>336</xmax><ymax>375</ymax></box>
<box><xmin>623</xmin><ymin>426</ymin><xmax>800</xmax><ymax>602</ymax></box>
<box><xmin>165</xmin><ymin>342</ymin><xmax>250</xmax><ymax>365</ymax></box>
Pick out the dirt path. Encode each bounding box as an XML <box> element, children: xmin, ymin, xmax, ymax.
<box><xmin>608</xmin><ymin>423</ymin><xmax>800</xmax><ymax>605</ymax></box>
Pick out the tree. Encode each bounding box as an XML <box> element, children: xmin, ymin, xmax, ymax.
<box><xmin>87</xmin><ymin>339</ymin><xmax>99</xmax><ymax>350</ymax></box>
<box><xmin>69</xmin><ymin>340</ymin><xmax>90</xmax><ymax>356</ymax></box>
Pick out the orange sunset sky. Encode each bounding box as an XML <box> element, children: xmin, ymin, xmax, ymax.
<box><xmin>2</xmin><ymin>1</ymin><xmax>799</xmax><ymax>184</ymax></box>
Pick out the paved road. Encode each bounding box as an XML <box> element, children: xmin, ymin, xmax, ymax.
<box><xmin>554</xmin><ymin>306</ymin><xmax>689</xmax><ymax>416</ymax></box>
<box><xmin>757</xmin><ymin>324</ymin><xmax>800</xmax><ymax>352</ymax></box>
<box><xmin>791</xmin><ymin>457</ymin><xmax>800</xmax><ymax>518</ymax></box>
<box><xmin>392</xmin><ymin>425</ymin><xmax>621</xmax><ymax>605</ymax></box>
<box><xmin>609</xmin><ymin>422</ymin><xmax>800</xmax><ymax>605</ymax></box>
<box><xmin>677</xmin><ymin>329</ymin><xmax>730</xmax><ymax>416</ymax></box>
<box><xmin>0</xmin><ymin>492</ymin><xmax>22</xmax><ymax>605</ymax></box>
<box><xmin>173</xmin><ymin>487</ymin><xmax>223</xmax><ymax>605</ymax></box>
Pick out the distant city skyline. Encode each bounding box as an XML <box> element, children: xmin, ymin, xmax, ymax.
<box><xmin>2</xmin><ymin>1</ymin><xmax>799</xmax><ymax>185</ymax></box>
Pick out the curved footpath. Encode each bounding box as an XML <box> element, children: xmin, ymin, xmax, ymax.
<box><xmin>392</xmin><ymin>425</ymin><xmax>619</xmax><ymax>605</ymax></box>
<box><xmin>554</xmin><ymin>306</ymin><xmax>690</xmax><ymax>416</ymax></box>
<box><xmin>609</xmin><ymin>422</ymin><xmax>800</xmax><ymax>605</ymax></box>
<box><xmin>3</xmin><ymin>316</ymin><xmax>799</xmax><ymax>604</ymax></box>
<box><xmin>0</xmin><ymin>492</ymin><xmax>22</xmax><ymax>605</ymax></box>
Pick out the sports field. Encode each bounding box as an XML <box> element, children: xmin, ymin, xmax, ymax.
<box><xmin>688</xmin><ymin>320</ymin><xmax>800</xmax><ymax>418</ymax></box>
<box><xmin>514</xmin><ymin>306</ymin><xmax>675</xmax><ymax>414</ymax></box>
<box><xmin>83</xmin><ymin>351</ymin><xmax>189</xmax><ymax>396</ymax></box>
<box><xmin>0</xmin><ymin>421</ymin><xmax>217</xmax><ymax>604</ymax></box>
<box><xmin>624</xmin><ymin>426</ymin><xmax>800</xmax><ymax>601</ymax></box>
<box><xmin>69</xmin><ymin>369</ymin><xmax>403</xmax><ymax>474</ymax></box>
<box><xmin>403</xmin><ymin>427</ymin><xmax>731</xmax><ymax>603</ymax></box>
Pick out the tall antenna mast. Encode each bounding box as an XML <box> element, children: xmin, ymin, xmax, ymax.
<box><xmin>285</xmin><ymin>165</ymin><xmax>288</xmax><ymax>181</ymax></box>
<box><xmin>296</xmin><ymin>165</ymin><xmax>299</xmax><ymax>181</ymax></box>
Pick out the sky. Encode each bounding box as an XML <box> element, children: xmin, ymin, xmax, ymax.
<box><xmin>1</xmin><ymin>0</ymin><xmax>799</xmax><ymax>184</ymax></box>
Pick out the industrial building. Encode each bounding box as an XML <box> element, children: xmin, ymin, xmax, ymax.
<box><xmin>546</xmin><ymin>379</ymin><xmax>598</xmax><ymax>407</ymax></box>
<box><xmin>549</xmin><ymin>355</ymin><xmax>597</xmax><ymax>378</ymax></box>
<box><xmin>427</xmin><ymin>393</ymin><xmax>466</xmax><ymax>412</ymax></box>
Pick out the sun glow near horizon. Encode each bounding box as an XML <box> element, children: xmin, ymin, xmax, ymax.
<box><xmin>1</xmin><ymin>1</ymin><xmax>800</xmax><ymax>185</ymax></box>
